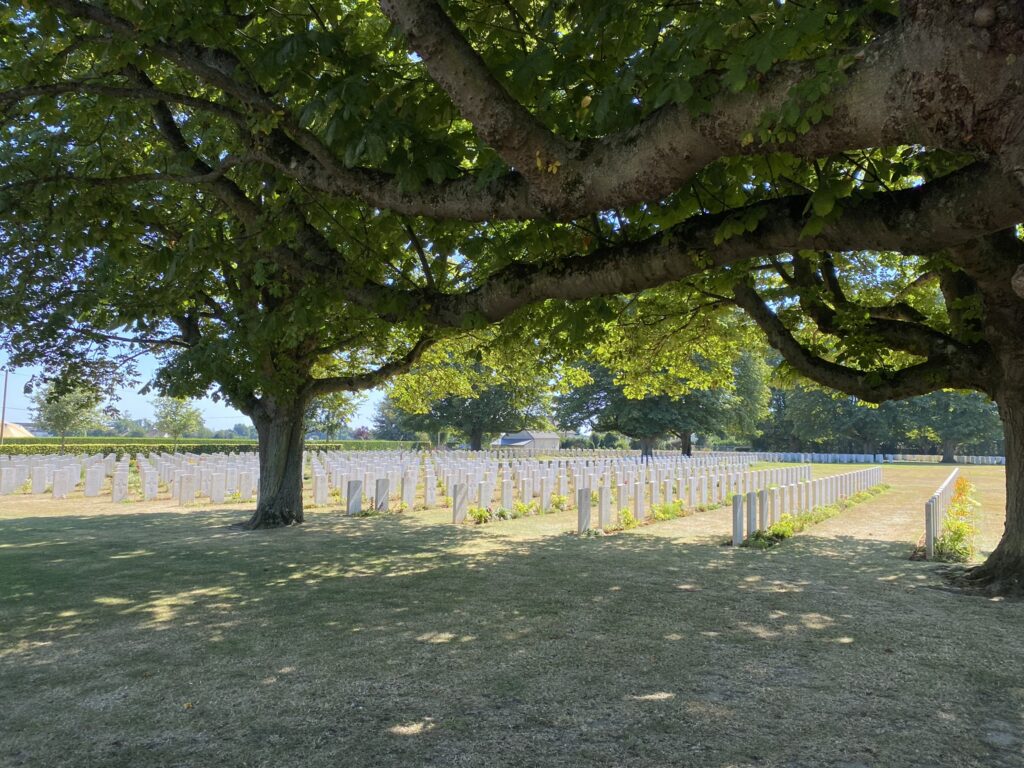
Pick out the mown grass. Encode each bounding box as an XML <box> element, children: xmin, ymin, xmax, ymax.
<box><xmin>743</xmin><ymin>485</ymin><xmax>890</xmax><ymax>549</ymax></box>
<box><xmin>0</xmin><ymin>464</ymin><xmax>1022</xmax><ymax>767</ymax></box>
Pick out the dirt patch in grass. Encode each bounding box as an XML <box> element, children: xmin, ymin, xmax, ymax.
<box><xmin>0</xmin><ymin>464</ymin><xmax>1021</xmax><ymax>767</ymax></box>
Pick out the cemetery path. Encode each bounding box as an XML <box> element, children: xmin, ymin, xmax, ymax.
<box><xmin>809</xmin><ymin>464</ymin><xmax>937</xmax><ymax>545</ymax></box>
<box><xmin>632</xmin><ymin>502</ymin><xmax>734</xmax><ymax>544</ymax></box>
<box><xmin>807</xmin><ymin>464</ymin><xmax>1007</xmax><ymax>557</ymax></box>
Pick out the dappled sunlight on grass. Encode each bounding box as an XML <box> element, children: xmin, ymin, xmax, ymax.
<box><xmin>108</xmin><ymin>549</ymin><xmax>156</xmax><ymax>559</ymax></box>
<box><xmin>0</xmin><ymin>467</ymin><xmax>1021</xmax><ymax>767</ymax></box>
<box><xmin>126</xmin><ymin>586</ymin><xmax>242</xmax><ymax>627</ymax></box>
<box><xmin>799</xmin><ymin>613</ymin><xmax>835</xmax><ymax>630</ymax></box>
<box><xmin>628</xmin><ymin>691</ymin><xmax>676</xmax><ymax>702</ymax></box>
<box><xmin>388</xmin><ymin>718</ymin><xmax>436</xmax><ymax>736</ymax></box>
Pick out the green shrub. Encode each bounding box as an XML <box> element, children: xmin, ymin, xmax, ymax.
<box><xmin>549</xmin><ymin>494</ymin><xmax>569</xmax><ymax>512</ymax></box>
<box><xmin>934</xmin><ymin>517</ymin><xmax>974</xmax><ymax>562</ymax></box>
<box><xmin>618</xmin><ymin>509</ymin><xmax>639</xmax><ymax>529</ymax></box>
<box><xmin>467</xmin><ymin>506</ymin><xmax>492</xmax><ymax>524</ymax></box>
<box><xmin>512</xmin><ymin>500</ymin><xmax>538</xmax><ymax>517</ymax></box>
<box><xmin>934</xmin><ymin>477</ymin><xmax>979</xmax><ymax>562</ymax></box>
<box><xmin>652</xmin><ymin>501</ymin><xmax>687</xmax><ymax>521</ymax></box>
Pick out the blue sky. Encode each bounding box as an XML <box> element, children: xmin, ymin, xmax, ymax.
<box><xmin>0</xmin><ymin>353</ymin><xmax>383</xmax><ymax>431</ymax></box>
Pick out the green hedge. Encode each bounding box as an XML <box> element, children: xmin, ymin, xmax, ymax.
<box><xmin>0</xmin><ymin>439</ymin><xmax>427</xmax><ymax>457</ymax></box>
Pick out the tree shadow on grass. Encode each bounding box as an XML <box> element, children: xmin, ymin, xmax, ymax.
<box><xmin>1</xmin><ymin>509</ymin><xmax>1022</xmax><ymax>768</ymax></box>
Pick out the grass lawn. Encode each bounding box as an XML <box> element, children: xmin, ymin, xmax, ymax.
<box><xmin>1</xmin><ymin>464</ymin><xmax>1021</xmax><ymax>767</ymax></box>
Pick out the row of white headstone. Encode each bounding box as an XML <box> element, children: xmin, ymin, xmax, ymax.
<box><xmin>923</xmin><ymin>468</ymin><xmax>960</xmax><ymax>559</ymax></box>
<box><xmin>0</xmin><ymin>449</ymin><xmax>861</xmax><ymax>515</ymax></box>
<box><xmin>445</xmin><ymin>464</ymin><xmax>814</xmax><ymax>525</ymax></box>
<box><xmin>306</xmin><ymin>450</ymin><xmax>776</xmax><ymax>516</ymax></box>
<box><xmin>729</xmin><ymin>466</ymin><xmax>885</xmax><ymax>545</ymax></box>
<box><xmin>748</xmin><ymin>451</ymin><xmax>1004</xmax><ymax>466</ymax></box>
<box><xmin>0</xmin><ymin>453</ymin><xmax>115</xmax><ymax>499</ymax></box>
<box><xmin>0</xmin><ymin>450</ymin><xmax>263</xmax><ymax>505</ymax></box>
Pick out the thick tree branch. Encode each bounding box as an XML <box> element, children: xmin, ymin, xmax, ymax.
<box><xmin>787</xmin><ymin>253</ymin><xmax>963</xmax><ymax>360</ymax></box>
<box><xmin>731</xmin><ymin>281</ymin><xmax>987</xmax><ymax>400</ymax></box>
<box><xmin>305</xmin><ymin>336</ymin><xmax>435</xmax><ymax>397</ymax></box>
<box><xmin>0</xmin><ymin>82</ymin><xmax>248</xmax><ymax>125</ymax></box>
<box><xmin>49</xmin><ymin>0</ymin><xmax>275</xmax><ymax>114</ymax></box>
<box><xmin>44</xmin><ymin>0</ymin><xmax>1024</xmax><ymax>222</ymax></box>
<box><xmin>381</xmin><ymin>0</ymin><xmax>1024</xmax><ymax>217</ymax></box>
<box><xmin>379</xmin><ymin>0</ymin><xmax>571</xmax><ymax>179</ymax></box>
<box><xmin>1</xmin><ymin>163</ymin><xmax>239</xmax><ymax>192</ymax></box>
<box><xmin>425</xmin><ymin>162</ymin><xmax>1024</xmax><ymax>327</ymax></box>
<box><xmin>250</xmin><ymin>145</ymin><xmax>536</xmax><ymax>220</ymax></box>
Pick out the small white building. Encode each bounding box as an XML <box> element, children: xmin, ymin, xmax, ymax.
<box><xmin>491</xmin><ymin>430</ymin><xmax>561</xmax><ymax>452</ymax></box>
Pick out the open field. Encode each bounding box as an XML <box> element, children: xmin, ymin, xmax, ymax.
<box><xmin>1</xmin><ymin>464</ymin><xmax>1021</xmax><ymax>767</ymax></box>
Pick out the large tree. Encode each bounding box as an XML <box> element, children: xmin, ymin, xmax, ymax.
<box><xmin>906</xmin><ymin>391</ymin><xmax>1003</xmax><ymax>463</ymax></box>
<box><xmin>371</xmin><ymin>398</ymin><xmax>423</xmax><ymax>443</ymax></box>
<box><xmin>386</xmin><ymin>360</ymin><xmax>551</xmax><ymax>449</ymax></box>
<box><xmin>554</xmin><ymin>363</ymin><xmax>736</xmax><ymax>456</ymax></box>
<box><xmin>755</xmin><ymin>385</ymin><xmax>910</xmax><ymax>454</ymax></box>
<box><xmin>30</xmin><ymin>383</ymin><xmax>104</xmax><ymax>453</ymax></box>
<box><xmin>2</xmin><ymin>1</ymin><xmax>1024</xmax><ymax>592</ymax></box>
<box><xmin>152</xmin><ymin>396</ymin><xmax>205</xmax><ymax>447</ymax></box>
<box><xmin>305</xmin><ymin>391</ymin><xmax>360</xmax><ymax>439</ymax></box>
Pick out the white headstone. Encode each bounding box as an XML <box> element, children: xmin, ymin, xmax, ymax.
<box><xmin>178</xmin><ymin>473</ymin><xmax>196</xmax><ymax>506</ymax></box>
<box><xmin>452</xmin><ymin>483</ymin><xmax>468</xmax><ymax>524</ymax></box>
<box><xmin>598</xmin><ymin>486</ymin><xmax>611</xmax><ymax>529</ymax></box>
<box><xmin>347</xmin><ymin>480</ymin><xmax>363</xmax><ymax>515</ymax></box>
<box><xmin>577</xmin><ymin>488</ymin><xmax>591</xmax><ymax>533</ymax></box>
<box><xmin>375</xmin><ymin>478</ymin><xmax>389</xmax><ymax>512</ymax></box>
<box><xmin>31</xmin><ymin>466</ymin><xmax>46</xmax><ymax>494</ymax></box>
<box><xmin>84</xmin><ymin>465</ymin><xmax>104</xmax><ymax>497</ymax></box>
<box><xmin>112</xmin><ymin>472</ymin><xmax>129</xmax><ymax>503</ymax></box>
<box><xmin>239</xmin><ymin>471</ymin><xmax>254</xmax><ymax>501</ymax></box>
<box><xmin>211</xmin><ymin>472</ymin><xmax>227</xmax><ymax>504</ymax></box>
<box><xmin>143</xmin><ymin>472</ymin><xmax>158</xmax><ymax>501</ymax></box>
<box><xmin>732</xmin><ymin>494</ymin><xmax>744</xmax><ymax>546</ymax></box>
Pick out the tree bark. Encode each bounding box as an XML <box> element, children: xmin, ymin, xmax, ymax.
<box><xmin>963</xmin><ymin>386</ymin><xmax>1024</xmax><ymax>594</ymax></box>
<box><xmin>951</xmin><ymin>231</ymin><xmax>1024</xmax><ymax>594</ymax></box>
<box><xmin>639</xmin><ymin>437</ymin><xmax>656</xmax><ymax>458</ymax></box>
<box><xmin>469</xmin><ymin>429</ymin><xmax>483</xmax><ymax>451</ymax></box>
<box><xmin>941</xmin><ymin>439</ymin><xmax>957</xmax><ymax>464</ymax></box>
<box><xmin>246</xmin><ymin>399</ymin><xmax>306</xmax><ymax>528</ymax></box>
<box><xmin>679</xmin><ymin>432</ymin><xmax>692</xmax><ymax>456</ymax></box>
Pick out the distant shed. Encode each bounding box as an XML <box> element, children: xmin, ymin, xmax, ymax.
<box><xmin>491</xmin><ymin>430</ymin><xmax>561</xmax><ymax>452</ymax></box>
<box><xmin>0</xmin><ymin>422</ymin><xmax>33</xmax><ymax>438</ymax></box>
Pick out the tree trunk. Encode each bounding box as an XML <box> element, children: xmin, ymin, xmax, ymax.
<box><xmin>469</xmin><ymin>429</ymin><xmax>483</xmax><ymax>451</ymax></box>
<box><xmin>639</xmin><ymin>437</ymin><xmax>655</xmax><ymax>458</ymax></box>
<box><xmin>965</xmin><ymin>387</ymin><xmax>1024</xmax><ymax>594</ymax></box>
<box><xmin>679</xmin><ymin>432</ymin><xmax>692</xmax><ymax>456</ymax></box>
<box><xmin>941</xmin><ymin>439</ymin><xmax>957</xmax><ymax>464</ymax></box>
<box><xmin>953</xmin><ymin>231</ymin><xmax>1024</xmax><ymax>595</ymax></box>
<box><xmin>246</xmin><ymin>400</ymin><xmax>306</xmax><ymax>529</ymax></box>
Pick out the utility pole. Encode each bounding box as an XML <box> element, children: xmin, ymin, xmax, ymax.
<box><xmin>0</xmin><ymin>368</ymin><xmax>8</xmax><ymax>447</ymax></box>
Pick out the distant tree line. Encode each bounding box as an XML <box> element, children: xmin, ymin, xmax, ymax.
<box><xmin>752</xmin><ymin>387</ymin><xmax>1002</xmax><ymax>461</ymax></box>
<box><xmin>370</xmin><ymin>355</ymin><xmax>1003</xmax><ymax>462</ymax></box>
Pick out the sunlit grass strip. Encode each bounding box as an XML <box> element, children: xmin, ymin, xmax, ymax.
<box><xmin>741</xmin><ymin>485</ymin><xmax>890</xmax><ymax>549</ymax></box>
